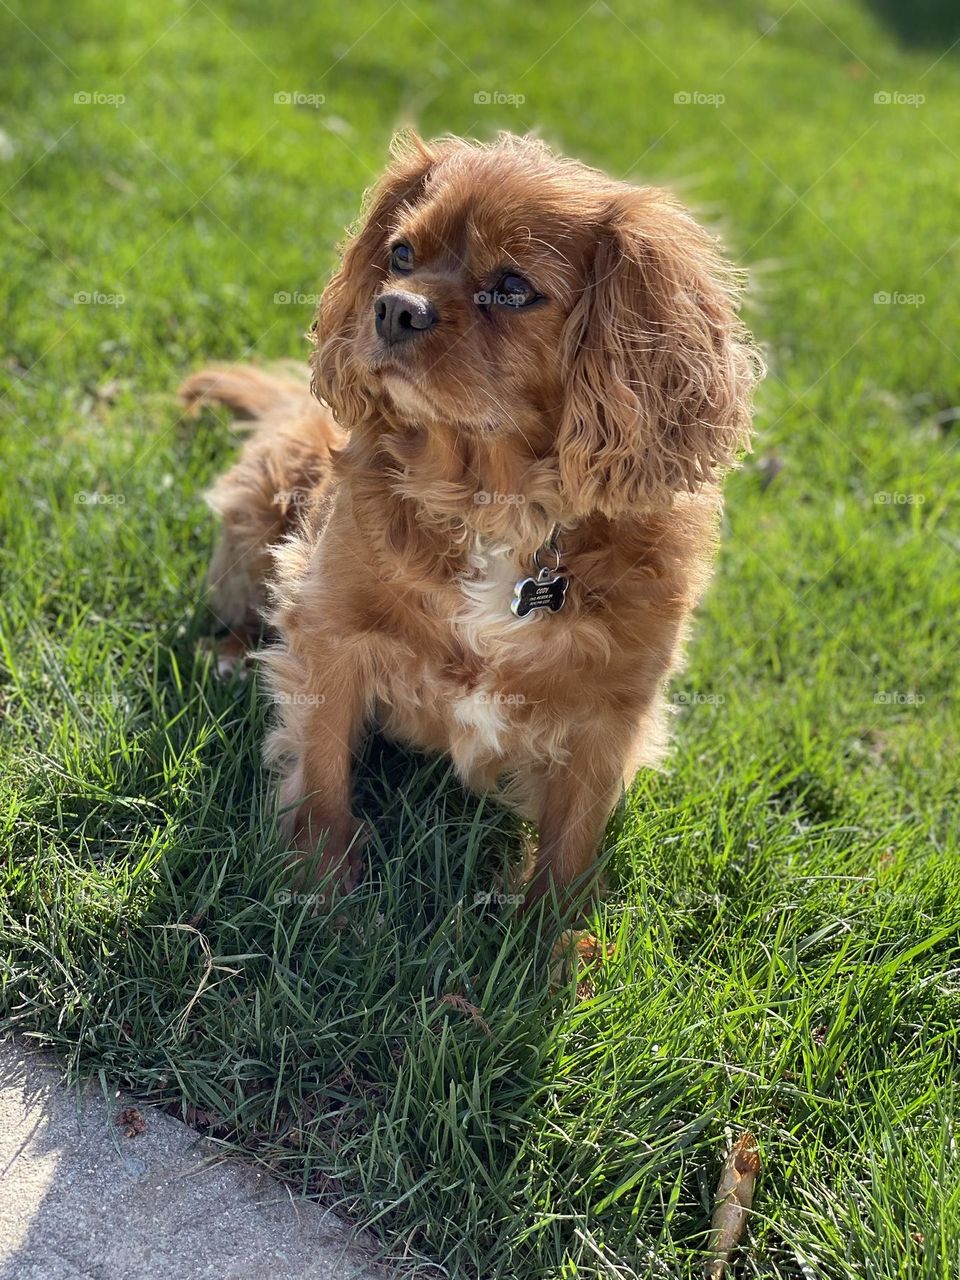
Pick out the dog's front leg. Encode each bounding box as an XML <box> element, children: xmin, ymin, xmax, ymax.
<box><xmin>268</xmin><ymin>641</ymin><xmax>368</xmax><ymax>899</ymax></box>
<box><xmin>523</xmin><ymin>739</ymin><xmax>628</xmax><ymax>915</ymax></box>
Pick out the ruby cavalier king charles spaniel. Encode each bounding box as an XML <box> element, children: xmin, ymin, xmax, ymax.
<box><xmin>181</xmin><ymin>132</ymin><xmax>762</xmax><ymax>912</ymax></box>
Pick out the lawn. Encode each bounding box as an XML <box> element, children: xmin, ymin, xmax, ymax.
<box><xmin>2</xmin><ymin>0</ymin><xmax>959</xmax><ymax>1276</ymax></box>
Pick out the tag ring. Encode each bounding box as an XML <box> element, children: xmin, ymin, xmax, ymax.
<box><xmin>533</xmin><ymin>526</ymin><xmax>562</xmax><ymax>574</ymax></box>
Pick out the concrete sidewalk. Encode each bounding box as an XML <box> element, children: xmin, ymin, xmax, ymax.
<box><xmin>0</xmin><ymin>1039</ymin><xmax>389</xmax><ymax>1280</ymax></box>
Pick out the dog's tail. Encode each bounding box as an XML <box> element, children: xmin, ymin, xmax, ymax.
<box><xmin>179</xmin><ymin>362</ymin><xmax>312</xmax><ymax>422</ymax></box>
<box><xmin>182</xmin><ymin>362</ymin><xmax>344</xmax><ymax>639</ymax></box>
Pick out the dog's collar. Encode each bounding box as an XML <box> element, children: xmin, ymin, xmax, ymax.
<box><xmin>511</xmin><ymin>525</ymin><xmax>569</xmax><ymax>618</ymax></box>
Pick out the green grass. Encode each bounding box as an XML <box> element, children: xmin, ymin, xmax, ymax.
<box><xmin>2</xmin><ymin>0</ymin><xmax>960</xmax><ymax>1275</ymax></box>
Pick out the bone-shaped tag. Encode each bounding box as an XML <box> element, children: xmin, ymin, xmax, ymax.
<box><xmin>511</xmin><ymin>567</ymin><xmax>569</xmax><ymax>618</ymax></box>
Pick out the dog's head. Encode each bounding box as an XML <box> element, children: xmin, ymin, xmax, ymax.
<box><xmin>313</xmin><ymin>132</ymin><xmax>762</xmax><ymax>516</ymax></box>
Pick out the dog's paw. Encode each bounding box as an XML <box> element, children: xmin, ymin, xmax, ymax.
<box><xmin>200</xmin><ymin>630</ymin><xmax>257</xmax><ymax>681</ymax></box>
<box><xmin>286</xmin><ymin>810</ymin><xmax>368</xmax><ymax>903</ymax></box>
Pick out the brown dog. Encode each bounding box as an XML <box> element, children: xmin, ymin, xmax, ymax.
<box><xmin>181</xmin><ymin>132</ymin><xmax>762</xmax><ymax>909</ymax></box>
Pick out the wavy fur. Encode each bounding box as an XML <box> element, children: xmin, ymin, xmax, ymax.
<box><xmin>182</xmin><ymin>132</ymin><xmax>763</xmax><ymax>911</ymax></box>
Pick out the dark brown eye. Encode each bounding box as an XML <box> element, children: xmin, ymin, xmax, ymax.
<box><xmin>390</xmin><ymin>243</ymin><xmax>413</xmax><ymax>273</ymax></box>
<box><xmin>500</xmin><ymin>274</ymin><xmax>535</xmax><ymax>304</ymax></box>
<box><xmin>481</xmin><ymin>271</ymin><xmax>542</xmax><ymax>308</ymax></box>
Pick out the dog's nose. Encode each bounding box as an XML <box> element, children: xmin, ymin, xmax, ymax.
<box><xmin>374</xmin><ymin>290</ymin><xmax>438</xmax><ymax>344</ymax></box>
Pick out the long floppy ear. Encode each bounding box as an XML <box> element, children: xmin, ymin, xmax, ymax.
<box><xmin>311</xmin><ymin>132</ymin><xmax>442</xmax><ymax>426</ymax></box>
<box><xmin>557</xmin><ymin>192</ymin><xmax>762</xmax><ymax>517</ymax></box>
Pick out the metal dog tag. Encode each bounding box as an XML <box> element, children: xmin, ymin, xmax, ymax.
<box><xmin>511</xmin><ymin>565</ymin><xmax>569</xmax><ymax>617</ymax></box>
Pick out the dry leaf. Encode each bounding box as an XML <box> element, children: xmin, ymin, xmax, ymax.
<box><xmin>704</xmin><ymin>1131</ymin><xmax>761</xmax><ymax>1279</ymax></box>
<box><xmin>116</xmin><ymin>1106</ymin><xmax>146</xmax><ymax>1138</ymax></box>
<box><xmin>437</xmin><ymin>992</ymin><xmax>491</xmax><ymax>1035</ymax></box>
<box><xmin>183</xmin><ymin>1103</ymin><xmax>225</xmax><ymax>1131</ymax></box>
<box><xmin>549</xmin><ymin>930</ymin><xmax>615</xmax><ymax>996</ymax></box>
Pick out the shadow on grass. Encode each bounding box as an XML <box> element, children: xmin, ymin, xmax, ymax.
<box><xmin>863</xmin><ymin>0</ymin><xmax>960</xmax><ymax>47</ymax></box>
<box><xmin>2</xmin><ymin>627</ymin><xmax>729</xmax><ymax>1275</ymax></box>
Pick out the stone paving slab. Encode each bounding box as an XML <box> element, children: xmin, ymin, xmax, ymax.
<box><xmin>0</xmin><ymin>1039</ymin><xmax>389</xmax><ymax>1280</ymax></box>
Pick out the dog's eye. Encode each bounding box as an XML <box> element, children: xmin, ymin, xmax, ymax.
<box><xmin>497</xmin><ymin>274</ymin><xmax>539</xmax><ymax>308</ymax></box>
<box><xmin>390</xmin><ymin>243</ymin><xmax>414</xmax><ymax>273</ymax></box>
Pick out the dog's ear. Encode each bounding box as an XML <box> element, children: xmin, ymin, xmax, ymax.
<box><xmin>557</xmin><ymin>192</ymin><xmax>761</xmax><ymax>517</ymax></box>
<box><xmin>311</xmin><ymin>132</ymin><xmax>441</xmax><ymax>425</ymax></box>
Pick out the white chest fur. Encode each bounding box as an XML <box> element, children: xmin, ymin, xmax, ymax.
<box><xmin>454</xmin><ymin>537</ymin><xmax>543</xmax><ymax>657</ymax></box>
<box><xmin>446</xmin><ymin>538</ymin><xmax>543</xmax><ymax>775</ymax></box>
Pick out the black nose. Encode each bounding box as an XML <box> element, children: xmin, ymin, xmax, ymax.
<box><xmin>374</xmin><ymin>290</ymin><xmax>438</xmax><ymax>344</ymax></box>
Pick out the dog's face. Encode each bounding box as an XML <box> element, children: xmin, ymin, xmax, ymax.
<box><xmin>359</xmin><ymin>175</ymin><xmax>580</xmax><ymax>440</ymax></box>
<box><xmin>314</xmin><ymin>133</ymin><xmax>760</xmax><ymax>517</ymax></box>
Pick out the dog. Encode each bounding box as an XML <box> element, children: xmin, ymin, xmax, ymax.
<box><xmin>180</xmin><ymin>132</ymin><xmax>762</xmax><ymax>911</ymax></box>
